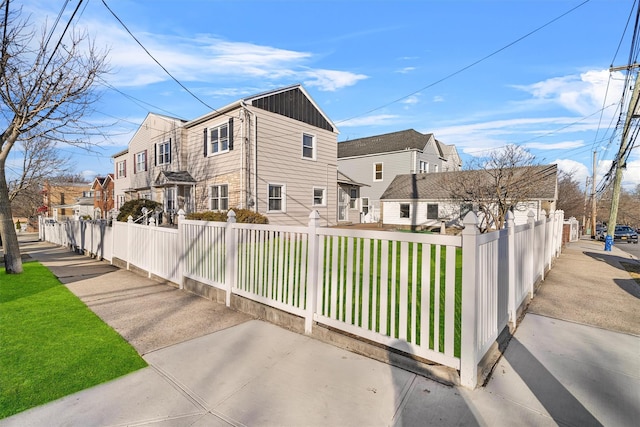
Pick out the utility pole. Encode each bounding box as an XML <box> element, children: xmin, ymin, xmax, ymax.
<box><xmin>605</xmin><ymin>64</ymin><xmax>640</xmax><ymax>250</ymax></box>
<box><xmin>590</xmin><ymin>151</ymin><xmax>597</xmax><ymax>238</ymax></box>
<box><xmin>582</xmin><ymin>175</ymin><xmax>589</xmax><ymax>235</ymax></box>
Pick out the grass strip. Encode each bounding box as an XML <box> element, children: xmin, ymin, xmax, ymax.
<box><xmin>0</xmin><ymin>261</ymin><xmax>147</xmax><ymax>419</ymax></box>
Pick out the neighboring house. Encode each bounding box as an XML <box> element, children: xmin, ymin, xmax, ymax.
<box><xmin>337</xmin><ymin>171</ymin><xmax>369</xmax><ymax>224</ymax></box>
<box><xmin>112</xmin><ymin>112</ymin><xmax>190</xmax><ymax>222</ymax></box>
<box><xmin>41</xmin><ymin>181</ymin><xmax>90</xmax><ymax>221</ymax></box>
<box><xmin>74</xmin><ymin>190</ymin><xmax>96</xmax><ymax>219</ymax></box>
<box><xmin>91</xmin><ymin>174</ymin><xmax>115</xmax><ymax>219</ymax></box>
<box><xmin>337</xmin><ymin>129</ymin><xmax>461</xmax><ymax>223</ymax></box>
<box><xmin>113</xmin><ymin>85</ymin><xmax>339</xmax><ymax>226</ymax></box>
<box><xmin>380</xmin><ymin>165</ymin><xmax>558</xmax><ymax>230</ymax></box>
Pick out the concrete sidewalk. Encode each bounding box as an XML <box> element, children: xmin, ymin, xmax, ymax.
<box><xmin>1</xmin><ymin>236</ymin><xmax>639</xmax><ymax>426</ymax></box>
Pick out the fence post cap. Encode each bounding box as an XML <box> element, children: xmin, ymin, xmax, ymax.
<box><xmin>149</xmin><ymin>217</ymin><xmax>156</xmax><ymax>226</ymax></box>
<box><xmin>462</xmin><ymin>211</ymin><xmax>478</xmax><ymax>234</ymax></box>
<box><xmin>227</xmin><ymin>209</ymin><xmax>236</xmax><ymax>223</ymax></box>
<box><xmin>528</xmin><ymin>210</ymin><xmax>536</xmax><ymax>218</ymax></box>
<box><xmin>309</xmin><ymin>210</ymin><xmax>321</xmax><ymax>220</ymax></box>
<box><xmin>127</xmin><ymin>215</ymin><xmax>133</xmax><ymax>223</ymax></box>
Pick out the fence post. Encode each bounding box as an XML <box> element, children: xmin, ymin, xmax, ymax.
<box><xmin>126</xmin><ymin>215</ymin><xmax>133</xmax><ymax>270</ymax></box>
<box><xmin>177</xmin><ymin>209</ymin><xmax>185</xmax><ymax>290</ymax></box>
<box><xmin>505</xmin><ymin>211</ymin><xmax>517</xmax><ymax>327</ymax></box>
<box><xmin>111</xmin><ymin>211</ymin><xmax>118</xmax><ymax>264</ymax></box>
<box><xmin>527</xmin><ymin>211</ymin><xmax>536</xmax><ymax>298</ymax></box>
<box><xmin>460</xmin><ymin>211</ymin><xmax>480</xmax><ymax>389</ymax></box>
<box><xmin>305</xmin><ymin>210</ymin><xmax>320</xmax><ymax>334</ymax></box>
<box><xmin>225</xmin><ymin>209</ymin><xmax>237</xmax><ymax>307</ymax></box>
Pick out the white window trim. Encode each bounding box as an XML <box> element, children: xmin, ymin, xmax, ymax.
<box><xmin>135</xmin><ymin>151</ymin><xmax>147</xmax><ymax>173</ymax></box>
<box><xmin>267</xmin><ymin>183</ymin><xmax>286</xmax><ymax>213</ymax></box>
<box><xmin>302</xmin><ymin>133</ymin><xmax>316</xmax><ymax>161</ymax></box>
<box><xmin>157</xmin><ymin>141</ymin><xmax>171</xmax><ymax>165</ymax></box>
<box><xmin>116</xmin><ymin>160</ymin><xmax>126</xmax><ymax>178</ymax></box>
<box><xmin>373</xmin><ymin>162</ymin><xmax>383</xmax><ymax>181</ymax></box>
<box><xmin>312</xmin><ymin>186</ymin><xmax>326</xmax><ymax>207</ymax></box>
<box><xmin>208</xmin><ymin>122</ymin><xmax>230</xmax><ymax>156</ymax></box>
<box><xmin>209</xmin><ymin>184</ymin><xmax>229</xmax><ymax>211</ymax></box>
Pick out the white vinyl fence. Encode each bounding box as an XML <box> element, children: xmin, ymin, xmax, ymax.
<box><xmin>39</xmin><ymin>208</ymin><xmax>564</xmax><ymax>388</ymax></box>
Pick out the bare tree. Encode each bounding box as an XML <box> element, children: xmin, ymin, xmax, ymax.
<box><xmin>0</xmin><ymin>2</ymin><xmax>108</xmax><ymax>273</ymax></box>
<box><xmin>442</xmin><ymin>145</ymin><xmax>554</xmax><ymax>232</ymax></box>
<box><xmin>556</xmin><ymin>170</ymin><xmax>585</xmax><ymax>220</ymax></box>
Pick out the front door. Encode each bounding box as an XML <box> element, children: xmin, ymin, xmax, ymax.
<box><xmin>338</xmin><ymin>187</ymin><xmax>348</xmax><ymax>221</ymax></box>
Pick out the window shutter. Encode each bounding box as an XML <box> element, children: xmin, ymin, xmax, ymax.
<box><xmin>154</xmin><ymin>144</ymin><xmax>157</xmax><ymax>166</ymax></box>
<box><xmin>203</xmin><ymin>128</ymin><xmax>208</xmax><ymax>157</ymax></box>
<box><xmin>228</xmin><ymin>118</ymin><xmax>234</xmax><ymax>150</ymax></box>
<box><xmin>144</xmin><ymin>149</ymin><xmax>148</xmax><ymax>171</ymax></box>
<box><xmin>124</xmin><ymin>160</ymin><xmax>127</xmax><ymax>177</ymax></box>
<box><xmin>133</xmin><ymin>155</ymin><xmax>137</xmax><ymax>174</ymax></box>
<box><xmin>169</xmin><ymin>138</ymin><xmax>172</xmax><ymax>164</ymax></box>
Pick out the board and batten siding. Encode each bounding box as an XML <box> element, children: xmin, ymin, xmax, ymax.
<box><xmin>250</xmin><ymin>106</ymin><xmax>338</xmax><ymax>226</ymax></box>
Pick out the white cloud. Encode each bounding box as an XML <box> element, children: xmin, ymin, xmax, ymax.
<box><xmin>402</xmin><ymin>95</ymin><xmax>420</xmax><ymax>105</ymax></box>
<box><xmin>302</xmin><ymin>69</ymin><xmax>368</xmax><ymax>91</ymax></box>
<box><xmin>524</xmin><ymin>140</ymin><xmax>584</xmax><ymax>150</ymax></box>
<box><xmin>514</xmin><ymin>70</ymin><xmax>624</xmax><ymax>117</ymax></box>
<box><xmin>397</xmin><ymin>67</ymin><xmax>416</xmax><ymax>74</ymax></box>
<box><xmin>553</xmin><ymin>158</ymin><xmax>590</xmax><ymax>187</ymax></box>
<box><xmin>338</xmin><ymin>114</ymin><xmax>400</xmax><ymax>127</ymax></box>
<box><xmin>432</xmin><ymin>95</ymin><xmax>444</xmax><ymax>103</ymax></box>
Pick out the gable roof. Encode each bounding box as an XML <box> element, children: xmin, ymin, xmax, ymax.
<box><xmin>186</xmin><ymin>84</ymin><xmax>337</xmax><ymax>133</ymax></box>
<box><xmin>337</xmin><ymin>129</ymin><xmax>435</xmax><ymax>158</ymax></box>
<box><xmin>381</xmin><ymin>164</ymin><xmax>558</xmax><ymax>201</ymax></box>
<box><xmin>154</xmin><ymin>171</ymin><xmax>196</xmax><ymax>186</ymax></box>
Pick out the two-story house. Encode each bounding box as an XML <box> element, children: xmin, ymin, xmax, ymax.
<box><xmin>41</xmin><ymin>180</ymin><xmax>91</xmax><ymax>221</ymax></box>
<box><xmin>112</xmin><ymin>113</ymin><xmax>190</xmax><ymax>221</ymax></box>
<box><xmin>337</xmin><ymin>129</ymin><xmax>461</xmax><ymax>223</ymax></box>
<box><xmin>91</xmin><ymin>174</ymin><xmax>115</xmax><ymax>219</ymax></box>
<box><xmin>113</xmin><ymin>84</ymin><xmax>339</xmax><ymax>226</ymax></box>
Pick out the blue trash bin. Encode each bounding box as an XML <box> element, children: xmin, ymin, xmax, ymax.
<box><xmin>604</xmin><ymin>234</ymin><xmax>613</xmax><ymax>251</ymax></box>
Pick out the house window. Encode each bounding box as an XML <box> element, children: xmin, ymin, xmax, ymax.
<box><xmin>302</xmin><ymin>133</ymin><xmax>315</xmax><ymax>159</ymax></box>
<box><xmin>434</xmin><ymin>164</ymin><xmax>439</xmax><ymax>173</ymax></box>
<box><xmin>419</xmin><ymin>161</ymin><xmax>429</xmax><ymax>173</ymax></box>
<box><xmin>268</xmin><ymin>184</ymin><xmax>285</xmax><ymax>212</ymax></box>
<box><xmin>313</xmin><ymin>187</ymin><xmax>326</xmax><ymax>206</ymax></box>
<box><xmin>209</xmin><ymin>184</ymin><xmax>229</xmax><ymax>211</ymax></box>
<box><xmin>135</xmin><ymin>151</ymin><xmax>147</xmax><ymax>173</ymax></box>
<box><xmin>117</xmin><ymin>195</ymin><xmax>125</xmax><ymax>209</ymax></box>
<box><xmin>157</xmin><ymin>141</ymin><xmax>171</xmax><ymax>165</ymax></box>
<box><xmin>116</xmin><ymin>160</ymin><xmax>126</xmax><ymax>178</ymax></box>
<box><xmin>400</xmin><ymin>203</ymin><xmax>410</xmax><ymax>219</ymax></box>
<box><xmin>361</xmin><ymin>197</ymin><xmax>369</xmax><ymax>215</ymax></box>
<box><xmin>374</xmin><ymin>163</ymin><xmax>383</xmax><ymax>181</ymax></box>
<box><xmin>427</xmin><ymin>203</ymin><xmax>439</xmax><ymax>220</ymax></box>
<box><xmin>209</xmin><ymin>123</ymin><xmax>229</xmax><ymax>155</ymax></box>
<box><xmin>349</xmin><ymin>188</ymin><xmax>358</xmax><ymax>209</ymax></box>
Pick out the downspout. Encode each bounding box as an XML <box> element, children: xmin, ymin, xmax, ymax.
<box><xmin>239</xmin><ymin>105</ymin><xmax>245</xmax><ymax>210</ymax></box>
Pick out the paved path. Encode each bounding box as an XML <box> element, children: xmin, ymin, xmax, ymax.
<box><xmin>1</xmin><ymin>236</ymin><xmax>638</xmax><ymax>426</ymax></box>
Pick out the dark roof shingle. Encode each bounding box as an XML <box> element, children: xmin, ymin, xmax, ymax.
<box><xmin>338</xmin><ymin>129</ymin><xmax>434</xmax><ymax>158</ymax></box>
<box><xmin>381</xmin><ymin>165</ymin><xmax>558</xmax><ymax>201</ymax></box>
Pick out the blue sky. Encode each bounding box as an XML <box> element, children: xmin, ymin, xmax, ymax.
<box><xmin>12</xmin><ymin>0</ymin><xmax>639</xmax><ymax>190</ymax></box>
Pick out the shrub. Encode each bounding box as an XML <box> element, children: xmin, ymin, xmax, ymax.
<box><xmin>116</xmin><ymin>199</ymin><xmax>162</xmax><ymax>222</ymax></box>
<box><xmin>186</xmin><ymin>208</ymin><xmax>268</xmax><ymax>224</ymax></box>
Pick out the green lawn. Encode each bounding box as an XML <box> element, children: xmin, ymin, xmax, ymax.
<box><xmin>0</xmin><ymin>261</ymin><xmax>147</xmax><ymax>419</ymax></box>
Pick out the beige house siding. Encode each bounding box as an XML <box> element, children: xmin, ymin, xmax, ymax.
<box><xmin>113</xmin><ymin>113</ymin><xmax>185</xmax><ymax>206</ymax></box>
<box><xmin>250</xmin><ymin>106</ymin><xmax>337</xmax><ymax>226</ymax></box>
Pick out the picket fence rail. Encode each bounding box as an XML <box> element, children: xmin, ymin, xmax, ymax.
<box><xmin>39</xmin><ymin>208</ymin><xmax>565</xmax><ymax>388</ymax></box>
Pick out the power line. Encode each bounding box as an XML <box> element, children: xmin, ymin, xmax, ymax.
<box><xmin>100</xmin><ymin>0</ymin><xmax>217</xmax><ymax>112</ymax></box>
<box><xmin>336</xmin><ymin>0</ymin><xmax>592</xmax><ymax>125</ymax></box>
